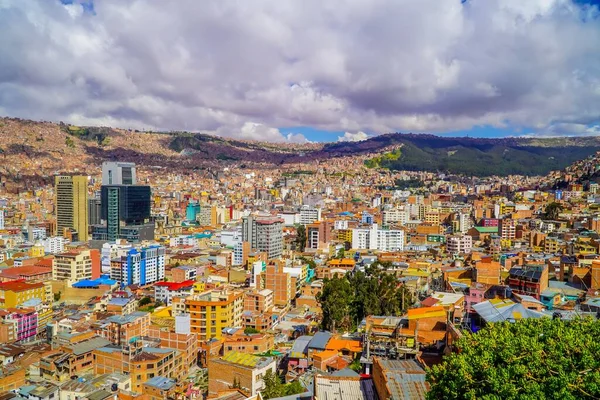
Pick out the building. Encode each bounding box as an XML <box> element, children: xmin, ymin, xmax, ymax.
<box><xmin>102</xmin><ymin>161</ymin><xmax>137</xmax><ymax>185</ymax></box>
<box><xmin>499</xmin><ymin>218</ymin><xmax>516</xmax><ymax>239</ymax></box>
<box><xmin>0</xmin><ymin>280</ymin><xmax>46</xmax><ymax>308</ymax></box>
<box><xmin>88</xmin><ymin>196</ymin><xmax>102</xmax><ymax>226</ymax></box>
<box><xmin>260</xmin><ymin>262</ymin><xmax>293</xmax><ymax>308</ymax></box>
<box><xmin>41</xmin><ymin>236</ymin><xmax>65</xmax><ymax>254</ymax></box>
<box><xmin>99</xmin><ymin>185</ymin><xmax>152</xmax><ymax>241</ymax></box>
<box><xmin>40</xmin><ymin>336</ymin><xmax>111</xmax><ymax>382</ymax></box>
<box><xmin>306</xmin><ymin>221</ymin><xmax>333</xmax><ymax>251</ymax></box>
<box><xmin>508</xmin><ymin>265</ymin><xmax>549</xmax><ymax>300</ymax></box>
<box><xmin>0</xmin><ymin>209</ymin><xmax>4</xmax><ymax>230</ymax></box>
<box><xmin>186</xmin><ymin>201</ymin><xmax>201</xmax><ymax>222</ymax></box>
<box><xmin>110</xmin><ymin>245</ymin><xmax>166</xmax><ymax>286</ymax></box>
<box><xmin>142</xmin><ymin>376</ymin><xmax>177</xmax><ymax>400</ymax></box>
<box><xmin>3</xmin><ymin>308</ymin><xmax>37</xmax><ymax>342</ymax></box>
<box><xmin>208</xmin><ymin>352</ymin><xmax>276</xmax><ymax>397</ymax></box>
<box><xmin>93</xmin><ymin>341</ymin><xmax>185</xmax><ymax>393</ymax></box>
<box><xmin>55</xmin><ymin>175</ymin><xmax>89</xmax><ymax>241</ymax></box>
<box><xmin>53</xmin><ymin>249</ymin><xmax>101</xmax><ymax>283</ymax></box>
<box><xmin>383</xmin><ymin>208</ymin><xmax>407</xmax><ymax>226</ymax></box>
<box><xmin>187</xmin><ymin>289</ymin><xmax>244</xmax><ymax>342</ymax></box>
<box><xmin>154</xmin><ymin>280</ymin><xmax>195</xmax><ymax>305</ymax></box>
<box><xmin>299</xmin><ymin>205</ymin><xmax>321</xmax><ymax>225</ymax></box>
<box><xmin>95</xmin><ymin>312</ymin><xmax>151</xmax><ymax>346</ymax></box>
<box><xmin>446</xmin><ymin>235</ymin><xmax>473</xmax><ymax>254</ymax></box>
<box><xmin>242</xmin><ymin>216</ymin><xmax>283</xmax><ymax>259</ymax></box>
<box><xmin>352</xmin><ymin>224</ymin><xmax>404</xmax><ymax>252</ymax></box>
<box><xmin>372</xmin><ymin>358</ymin><xmax>429</xmax><ymax>400</ymax></box>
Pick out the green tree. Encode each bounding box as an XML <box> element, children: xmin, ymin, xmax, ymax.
<box><xmin>543</xmin><ymin>202</ymin><xmax>564</xmax><ymax>220</ymax></box>
<box><xmin>427</xmin><ymin>318</ymin><xmax>600</xmax><ymax>400</ymax></box>
<box><xmin>336</xmin><ymin>248</ymin><xmax>345</xmax><ymax>259</ymax></box>
<box><xmin>317</xmin><ymin>274</ymin><xmax>353</xmax><ymax>332</ymax></box>
<box><xmin>53</xmin><ymin>291</ymin><xmax>61</xmax><ymax>302</ymax></box>
<box><xmin>261</xmin><ymin>370</ymin><xmax>284</xmax><ymax>399</ymax></box>
<box><xmin>283</xmin><ymin>381</ymin><xmax>305</xmax><ymax>396</ymax></box>
<box><xmin>139</xmin><ymin>297</ymin><xmax>152</xmax><ymax>306</ymax></box>
<box><xmin>295</xmin><ymin>225</ymin><xmax>306</xmax><ymax>252</ymax></box>
<box><xmin>318</xmin><ymin>263</ymin><xmax>413</xmax><ymax>331</ymax></box>
<box><xmin>244</xmin><ymin>327</ymin><xmax>259</xmax><ymax>335</ymax></box>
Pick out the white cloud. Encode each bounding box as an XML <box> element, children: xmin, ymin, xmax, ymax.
<box><xmin>0</xmin><ymin>0</ymin><xmax>599</xmax><ymax>140</ymax></box>
<box><xmin>338</xmin><ymin>131</ymin><xmax>369</xmax><ymax>142</ymax></box>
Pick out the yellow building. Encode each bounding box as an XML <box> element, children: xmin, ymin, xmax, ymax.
<box><xmin>186</xmin><ymin>290</ymin><xmax>243</xmax><ymax>343</ymax></box>
<box><xmin>0</xmin><ymin>281</ymin><xmax>46</xmax><ymax>308</ymax></box>
<box><xmin>55</xmin><ymin>175</ymin><xmax>89</xmax><ymax>241</ymax></box>
<box><xmin>337</xmin><ymin>229</ymin><xmax>353</xmax><ymax>243</ymax></box>
<box><xmin>28</xmin><ymin>242</ymin><xmax>45</xmax><ymax>258</ymax></box>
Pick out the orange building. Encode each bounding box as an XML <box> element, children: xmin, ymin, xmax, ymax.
<box><xmin>260</xmin><ymin>262</ymin><xmax>292</xmax><ymax>308</ymax></box>
<box><xmin>475</xmin><ymin>257</ymin><xmax>502</xmax><ymax>285</ymax></box>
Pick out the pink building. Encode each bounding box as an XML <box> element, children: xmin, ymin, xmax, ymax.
<box><xmin>5</xmin><ymin>308</ymin><xmax>38</xmax><ymax>342</ymax></box>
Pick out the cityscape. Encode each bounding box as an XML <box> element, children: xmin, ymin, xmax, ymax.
<box><xmin>2</xmin><ymin>1</ymin><xmax>600</xmax><ymax>400</ymax></box>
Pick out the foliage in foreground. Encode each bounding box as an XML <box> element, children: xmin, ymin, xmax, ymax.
<box><xmin>426</xmin><ymin>318</ymin><xmax>600</xmax><ymax>400</ymax></box>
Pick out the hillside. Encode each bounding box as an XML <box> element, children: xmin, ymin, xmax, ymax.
<box><xmin>1</xmin><ymin>117</ymin><xmax>600</xmax><ymax>190</ymax></box>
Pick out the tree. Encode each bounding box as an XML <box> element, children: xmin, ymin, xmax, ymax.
<box><xmin>295</xmin><ymin>225</ymin><xmax>306</xmax><ymax>252</ymax></box>
<box><xmin>543</xmin><ymin>202</ymin><xmax>564</xmax><ymax>220</ymax></box>
<box><xmin>318</xmin><ymin>263</ymin><xmax>413</xmax><ymax>331</ymax></box>
<box><xmin>336</xmin><ymin>248</ymin><xmax>345</xmax><ymax>259</ymax></box>
<box><xmin>139</xmin><ymin>297</ymin><xmax>152</xmax><ymax>307</ymax></box>
<box><xmin>244</xmin><ymin>327</ymin><xmax>260</xmax><ymax>335</ymax></box>
<box><xmin>261</xmin><ymin>370</ymin><xmax>284</xmax><ymax>399</ymax></box>
<box><xmin>427</xmin><ymin>318</ymin><xmax>600</xmax><ymax>400</ymax></box>
<box><xmin>53</xmin><ymin>291</ymin><xmax>61</xmax><ymax>302</ymax></box>
<box><xmin>283</xmin><ymin>381</ymin><xmax>305</xmax><ymax>396</ymax></box>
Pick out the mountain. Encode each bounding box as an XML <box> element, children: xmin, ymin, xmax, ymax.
<box><xmin>1</xmin><ymin>117</ymin><xmax>600</xmax><ymax>190</ymax></box>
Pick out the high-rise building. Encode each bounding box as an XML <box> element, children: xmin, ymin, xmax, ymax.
<box><xmin>0</xmin><ymin>209</ymin><xmax>4</xmax><ymax>230</ymax></box>
<box><xmin>88</xmin><ymin>195</ymin><xmax>102</xmax><ymax>226</ymax></box>
<box><xmin>93</xmin><ymin>162</ymin><xmax>153</xmax><ymax>242</ymax></box>
<box><xmin>447</xmin><ymin>235</ymin><xmax>473</xmax><ymax>254</ymax></box>
<box><xmin>299</xmin><ymin>205</ymin><xmax>321</xmax><ymax>225</ymax></box>
<box><xmin>41</xmin><ymin>236</ymin><xmax>65</xmax><ymax>254</ymax></box>
<box><xmin>102</xmin><ymin>161</ymin><xmax>137</xmax><ymax>185</ymax></box>
<box><xmin>110</xmin><ymin>245</ymin><xmax>165</xmax><ymax>286</ymax></box>
<box><xmin>55</xmin><ymin>175</ymin><xmax>89</xmax><ymax>241</ymax></box>
<box><xmin>242</xmin><ymin>216</ymin><xmax>283</xmax><ymax>259</ymax></box>
<box><xmin>186</xmin><ymin>201</ymin><xmax>200</xmax><ymax>222</ymax></box>
<box><xmin>259</xmin><ymin>261</ymin><xmax>292</xmax><ymax>308</ymax></box>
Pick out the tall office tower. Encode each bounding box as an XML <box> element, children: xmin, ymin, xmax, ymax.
<box><xmin>55</xmin><ymin>175</ymin><xmax>89</xmax><ymax>242</ymax></box>
<box><xmin>88</xmin><ymin>195</ymin><xmax>102</xmax><ymax>226</ymax></box>
<box><xmin>0</xmin><ymin>209</ymin><xmax>4</xmax><ymax>230</ymax></box>
<box><xmin>93</xmin><ymin>162</ymin><xmax>153</xmax><ymax>242</ymax></box>
<box><xmin>102</xmin><ymin>161</ymin><xmax>137</xmax><ymax>185</ymax></box>
<box><xmin>242</xmin><ymin>215</ymin><xmax>284</xmax><ymax>259</ymax></box>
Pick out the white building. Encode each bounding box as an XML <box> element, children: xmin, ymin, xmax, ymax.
<box><xmin>0</xmin><ymin>209</ymin><xmax>4</xmax><ymax>230</ymax></box>
<box><xmin>277</xmin><ymin>212</ymin><xmax>300</xmax><ymax>226</ymax></box>
<box><xmin>41</xmin><ymin>236</ymin><xmax>65</xmax><ymax>254</ymax></box>
<box><xmin>101</xmin><ymin>240</ymin><xmax>133</xmax><ymax>274</ymax></box>
<box><xmin>447</xmin><ymin>235</ymin><xmax>473</xmax><ymax>254</ymax></box>
<box><xmin>102</xmin><ymin>161</ymin><xmax>137</xmax><ymax>185</ymax></box>
<box><xmin>334</xmin><ymin>220</ymin><xmax>349</xmax><ymax>230</ymax></box>
<box><xmin>458</xmin><ymin>213</ymin><xmax>472</xmax><ymax>234</ymax></box>
<box><xmin>351</xmin><ymin>224</ymin><xmax>404</xmax><ymax>251</ymax></box>
<box><xmin>110</xmin><ymin>245</ymin><xmax>165</xmax><ymax>286</ymax></box>
<box><xmin>154</xmin><ymin>280</ymin><xmax>195</xmax><ymax>305</ymax></box>
<box><xmin>383</xmin><ymin>208</ymin><xmax>408</xmax><ymax>226</ymax></box>
<box><xmin>220</xmin><ymin>229</ymin><xmax>242</xmax><ymax>247</ymax></box>
<box><xmin>169</xmin><ymin>235</ymin><xmax>197</xmax><ymax>247</ymax></box>
<box><xmin>299</xmin><ymin>205</ymin><xmax>321</xmax><ymax>225</ymax></box>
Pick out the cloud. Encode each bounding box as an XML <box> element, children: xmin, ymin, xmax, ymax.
<box><xmin>338</xmin><ymin>131</ymin><xmax>370</xmax><ymax>142</ymax></box>
<box><xmin>0</xmin><ymin>0</ymin><xmax>599</xmax><ymax>140</ymax></box>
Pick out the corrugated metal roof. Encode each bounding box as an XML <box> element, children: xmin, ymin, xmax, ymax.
<box><xmin>314</xmin><ymin>376</ymin><xmax>377</xmax><ymax>400</ymax></box>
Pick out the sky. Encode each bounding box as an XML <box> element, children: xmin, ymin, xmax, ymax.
<box><xmin>1</xmin><ymin>0</ymin><xmax>599</xmax><ymax>143</ymax></box>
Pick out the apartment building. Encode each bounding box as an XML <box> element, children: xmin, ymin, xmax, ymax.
<box><xmin>382</xmin><ymin>208</ymin><xmax>407</xmax><ymax>226</ymax></box>
<box><xmin>352</xmin><ymin>224</ymin><xmax>404</xmax><ymax>252</ymax></box>
<box><xmin>41</xmin><ymin>236</ymin><xmax>65</xmax><ymax>254</ymax></box>
<box><xmin>53</xmin><ymin>249</ymin><xmax>100</xmax><ymax>283</ymax></box>
<box><xmin>154</xmin><ymin>280</ymin><xmax>195</xmax><ymax>305</ymax></box>
<box><xmin>93</xmin><ymin>341</ymin><xmax>185</xmax><ymax>393</ymax></box>
<box><xmin>187</xmin><ymin>289</ymin><xmax>244</xmax><ymax>342</ymax></box>
<box><xmin>499</xmin><ymin>218</ymin><xmax>516</xmax><ymax>239</ymax></box>
<box><xmin>2</xmin><ymin>308</ymin><xmax>37</xmax><ymax>343</ymax></box>
<box><xmin>299</xmin><ymin>205</ymin><xmax>321</xmax><ymax>225</ymax></box>
<box><xmin>446</xmin><ymin>235</ymin><xmax>473</xmax><ymax>254</ymax></box>
<box><xmin>110</xmin><ymin>245</ymin><xmax>166</xmax><ymax>286</ymax></box>
<box><xmin>95</xmin><ymin>312</ymin><xmax>151</xmax><ymax>346</ymax></box>
<box><xmin>0</xmin><ymin>280</ymin><xmax>45</xmax><ymax>308</ymax></box>
<box><xmin>148</xmin><ymin>325</ymin><xmax>199</xmax><ymax>369</ymax></box>
<box><xmin>242</xmin><ymin>216</ymin><xmax>283</xmax><ymax>259</ymax></box>
<box><xmin>259</xmin><ymin>262</ymin><xmax>293</xmax><ymax>308</ymax></box>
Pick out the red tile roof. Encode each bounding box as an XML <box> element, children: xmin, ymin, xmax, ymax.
<box><xmin>154</xmin><ymin>280</ymin><xmax>196</xmax><ymax>291</ymax></box>
<box><xmin>0</xmin><ymin>280</ymin><xmax>44</xmax><ymax>292</ymax></box>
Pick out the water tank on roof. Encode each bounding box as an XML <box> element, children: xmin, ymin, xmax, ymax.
<box><xmin>111</xmin><ymin>383</ymin><xmax>118</xmax><ymax>392</ymax></box>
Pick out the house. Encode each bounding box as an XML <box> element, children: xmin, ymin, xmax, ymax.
<box><xmin>372</xmin><ymin>358</ymin><xmax>429</xmax><ymax>400</ymax></box>
<box><xmin>208</xmin><ymin>351</ymin><xmax>276</xmax><ymax>397</ymax></box>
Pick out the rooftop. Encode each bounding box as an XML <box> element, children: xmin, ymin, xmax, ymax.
<box><xmin>144</xmin><ymin>376</ymin><xmax>177</xmax><ymax>391</ymax></box>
